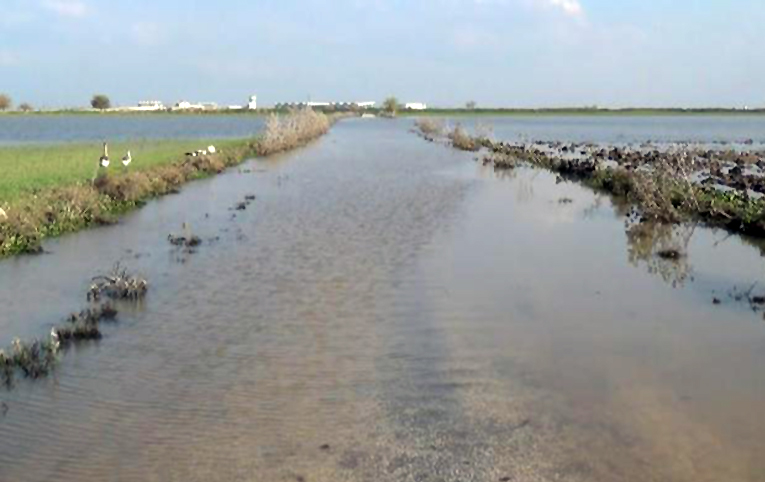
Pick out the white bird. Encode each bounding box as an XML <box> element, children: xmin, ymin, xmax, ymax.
<box><xmin>196</xmin><ymin>149</ymin><xmax>208</xmax><ymax>156</ymax></box>
<box><xmin>50</xmin><ymin>327</ymin><xmax>60</xmax><ymax>352</ymax></box>
<box><xmin>99</xmin><ymin>142</ymin><xmax>110</xmax><ymax>168</ymax></box>
<box><xmin>122</xmin><ymin>150</ymin><xmax>132</xmax><ymax>167</ymax></box>
<box><xmin>0</xmin><ymin>207</ymin><xmax>7</xmax><ymax>221</ymax></box>
<box><xmin>207</xmin><ymin>145</ymin><xmax>216</xmax><ymax>154</ymax></box>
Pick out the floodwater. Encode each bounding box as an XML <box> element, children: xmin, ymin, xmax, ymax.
<box><xmin>1</xmin><ymin>118</ymin><xmax>765</xmax><ymax>481</ymax></box>
<box><xmin>452</xmin><ymin>114</ymin><xmax>765</xmax><ymax>146</ymax></box>
<box><xmin>0</xmin><ymin>114</ymin><xmax>265</xmax><ymax>144</ymax></box>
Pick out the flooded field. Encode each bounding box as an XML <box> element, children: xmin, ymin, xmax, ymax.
<box><xmin>1</xmin><ymin>118</ymin><xmax>765</xmax><ymax>481</ymax></box>
<box><xmin>0</xmin><ymin>114</ymin><xmax>265</xmax><ymax>144</ymax></box>
<box><xmin>454</xmin><ymin>114</ymin><xmax>765</xmax><ymax>145</ymax></box>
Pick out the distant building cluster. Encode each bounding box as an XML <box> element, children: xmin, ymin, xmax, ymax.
<box><xmin>273</xmin><ymin>100</ymin><xmax>376</xmax><ymax>110</ymax></box>
<box><xmin>107</xmin><ymin>95</ymin><xmax>258</xmax><ymax>112</ymax></box>
<box><xmin>99</xmin><ymin>95</ymin><xmax>432</xmax><ymax>112</ymax></box>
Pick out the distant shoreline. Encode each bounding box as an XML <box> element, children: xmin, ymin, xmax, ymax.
<box><xmin>398</xmin><ymin>108</ymin><xmax>765</xmax><ymax>116</ymax></box>
<box><xmin>1</xmin><ymin>107</ymin><xmax>764</xmax><ymax>116</ymax></box>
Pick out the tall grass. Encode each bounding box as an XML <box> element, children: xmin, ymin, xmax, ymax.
<box><xmin>257</xmin><ymin>108</ymin><xmax>331</xmax><ymax>156</ymax></box>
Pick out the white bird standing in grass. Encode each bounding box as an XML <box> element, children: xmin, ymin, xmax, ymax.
<box><xmin>99</xmin><ymin>142</ymin><xmax>110</xmax><ymax>168</ymax></box>
<box><xmin>122</xmin><ymin>150</ymin><xmax>132</xmax><ymax>168</ymax></box>
<box><xmin>0</xmin><ymin>207</ymin><xmax>7</xmax><ymax>221</ymax></box>
<box><xmin>207</xmin><ymin>145</ymin><xmax>216</xmax><ymax>154</ymax></box>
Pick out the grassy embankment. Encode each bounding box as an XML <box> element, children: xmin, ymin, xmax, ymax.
<box><xmin>0</xmin><ymin>109</ymin><xmax>333</xmax><ymax>256</ymax></box>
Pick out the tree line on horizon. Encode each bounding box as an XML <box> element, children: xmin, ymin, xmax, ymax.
<box><xmin>0</xmin><ymin>93</ymin><xmax>112</xmax><ymax>112</ymax></box>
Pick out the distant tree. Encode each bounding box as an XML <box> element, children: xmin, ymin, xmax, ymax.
<box><xmin>382</xmin><ymin>96</ymin><xmax>398</xmax><ymax>116</ymax></box>
<box><xmin>18</xmin><ymin>102</ymin><xmax>33</xmax><ymax>112</ymax></box>
<box><xmin>90</xmin><ymin>94</ymin><xmax>111</xmax><ymax>110</ymax></box>
<box><xmin>466</xmin><ymin>100</ymin><xmax>477</xmax><ymax>110</ymax></box>
<box><xmin>0</xmin><ymin>94</ymin><xmax>11</xmax><ymax>111</ymax></box>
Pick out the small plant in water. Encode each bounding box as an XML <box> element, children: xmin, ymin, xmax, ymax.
<box><xmin>88</xmin><ymin>263</ymin><xmax>148</xmax><ymax>301</ymax></box>
<box><xmin>168</xmin><ymin>222</ymin><xmax>201</xmax><ymax>248</ymax></box>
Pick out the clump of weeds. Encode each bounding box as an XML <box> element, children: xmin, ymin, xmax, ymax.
<box><xmin>88</xmin><ymin>263</ymin><xmax>148</xmax><ymax>301</ymax></box>
<box><xmin>168</xmin><ymin>223</ymin><xmax>202</xmax><ymax>248</ymax></box>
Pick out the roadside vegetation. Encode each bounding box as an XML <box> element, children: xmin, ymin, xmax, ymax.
<box><xmin>257</xmin><ymin>107</ymin><xmax>331</xmax><ymax>156</ymax></box>
<box><xmin>0</xmin><ymin>108</ymin><xmax>334</xmax><ymax>257</ymax></box>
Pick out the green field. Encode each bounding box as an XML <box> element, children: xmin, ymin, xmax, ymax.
<box><xmin>0</xmin><ymin>138</ymin><xmax>247</xmax><ymax>202</ymax></box>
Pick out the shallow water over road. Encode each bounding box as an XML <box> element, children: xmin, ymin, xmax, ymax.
<box><xmin>1</xmin><ymin>119</ymin><xmax>765</xmax><ymax>481</ymax></box>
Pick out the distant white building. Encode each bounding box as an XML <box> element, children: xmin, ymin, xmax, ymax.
<box><xmin>355</xmin><ymin>101</ymin><xmax>376</xmax><ymax>109</ymax></box>
<box><xmin>132</xmin><ymin>100</ymin><xmax>165</xmax><ymax>111</ymax></box>
<box><xmin>405</xmin><ymin>102</ymin><xmax>427</xmax><ymax>111</ymax></box>
<box><xmin>247</xmin><ymin>95</ymin><xmax>258</xmax><ymax>110</ymax></box>
<box><xmin>173</xmin><ymin>100</ymin><xmax>203</xmax><ymax>111</ymax></box>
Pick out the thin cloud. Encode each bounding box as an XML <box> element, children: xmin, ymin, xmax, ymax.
<box><xmin>549</xmin><ymin>0</ymin><xmax>583</xmax><ymax>17</ymax></box>
<box><xmin>42</xmin><ymin>0</ymin><xmax>88</xmax><ymax>18</ymax></box>
<box><xmin>474</xmin><ymin>0</ymin><xmax>584</xmax><ymax>17</ymax></box>
<box><xmin>0</xmin><ymin>51</ymin><xmax>19</xmax><ymax>67</ymax></box>
<box><xmin>130</xmin><ymin>22</ymin><xmax>164</xmax><ymax>46</ymax></box>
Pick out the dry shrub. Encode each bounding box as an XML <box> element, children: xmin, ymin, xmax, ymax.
<box><xmin>630</xmin><ymin>152</ymin><xmax>700</xmax><ymax>222</ymax></box>
<box><xmin>415</xmin><ymin>118</ymin><xmax>445</xmax><ymax>137</ymax></box>
<box><xmin>449</xmin><ymin>124</ymin><xmax>479</xmax><ymax>151</ymax></box>
<box><xmin>257</xmin><ymin>108</ymin><xmax>331</xmax><ymax>156</ymax></box>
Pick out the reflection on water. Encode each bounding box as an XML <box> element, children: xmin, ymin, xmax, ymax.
<box><xmin>625</xmin><ymin>222</ymin><xmax>696</xmax><ymax>288</ymax></box>
<box><xmin>0</xmin><ymin>119</ymin><xmax>764</xmax><ymax>481</ymax></box>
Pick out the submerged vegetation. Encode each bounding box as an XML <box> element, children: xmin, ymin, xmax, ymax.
<box><xmin>1</xmin><ymin>265</ymin><xmax>147</xmax><ymax>389</ymax></box>
<box><xmin>87</xmin><ymin>263</ymin><xmax>149</xmax><ymax>301</ymax></box>
<box><xmin>0</xmin><ymin>108</ymin><xmax>335</xmax><ymax>257</ymax></box>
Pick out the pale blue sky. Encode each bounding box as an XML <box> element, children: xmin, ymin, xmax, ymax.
<box><xmin>0</xmin><ymin>0</ymin><xmax>763</xmax><ymax>108</ymax></box>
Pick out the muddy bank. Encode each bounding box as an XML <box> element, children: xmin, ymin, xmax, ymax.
<box><xmin>0</xmin><ymin>109</ymin><xmax>337</xmax><ymax>257</ymax></box>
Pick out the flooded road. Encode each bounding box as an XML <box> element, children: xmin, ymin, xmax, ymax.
<box><xmin>1</xmin><ymin>119</ymin><xmax>765</xmax><ymax>481</ymax></box>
